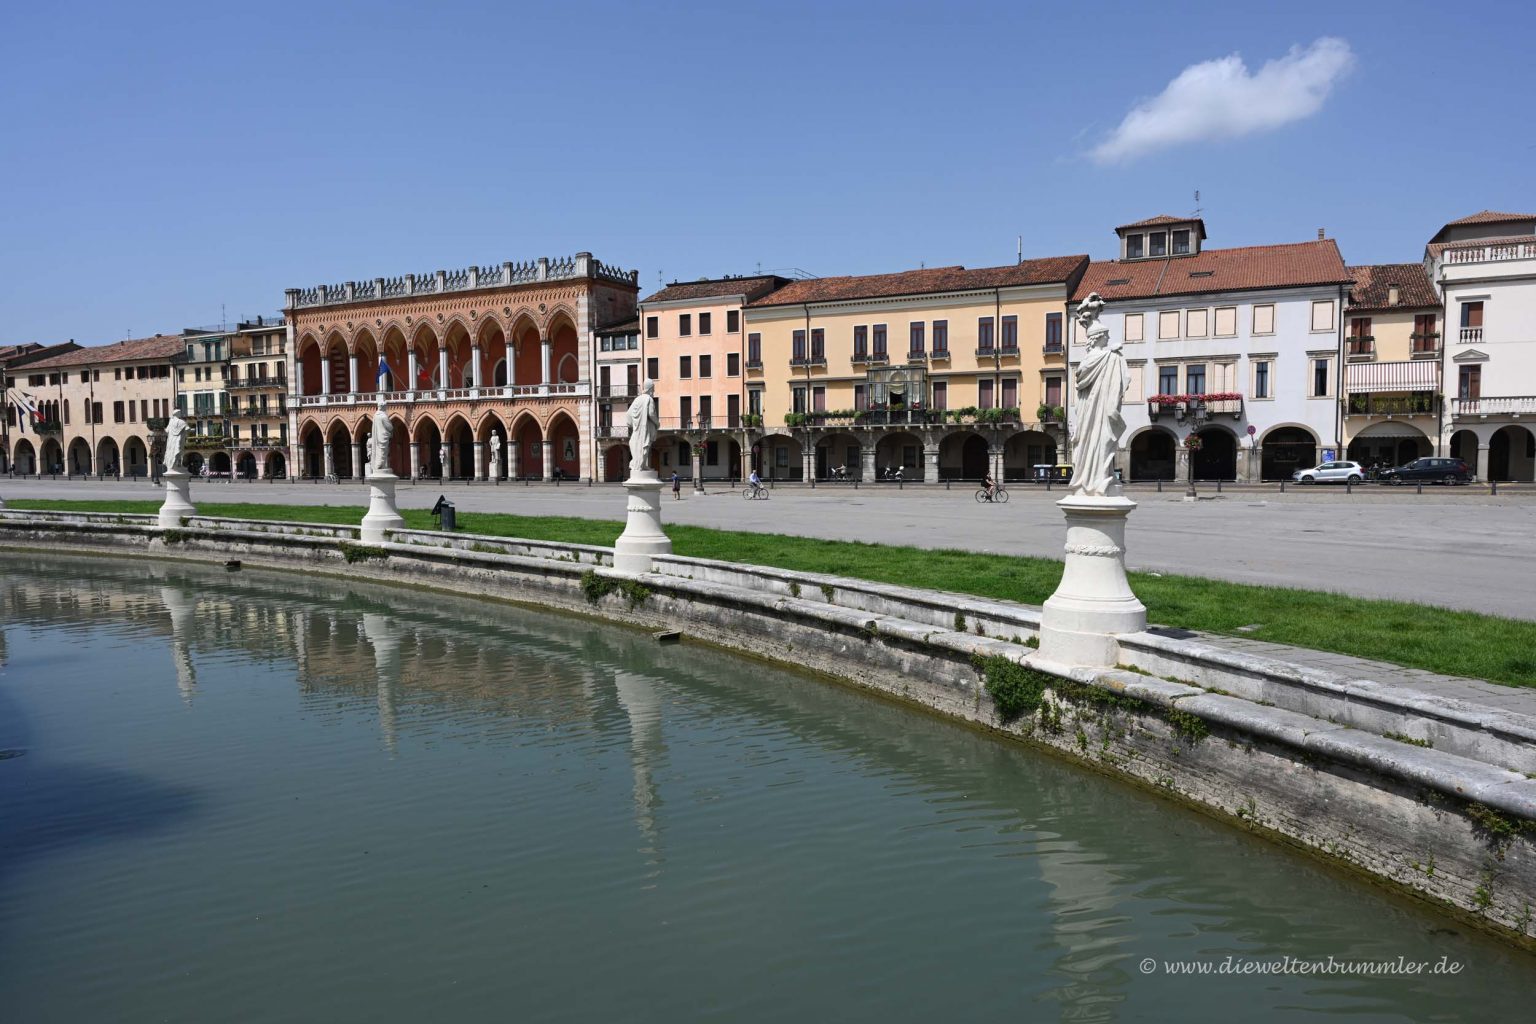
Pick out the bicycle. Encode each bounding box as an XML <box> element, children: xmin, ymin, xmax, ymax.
<box><xmin>743</xmin><ymin>482</ymin><xmax>769</xmax><ymax>500</ymax></box>
<box><xmin>974</xmin><ymin>486</ymin><xmax>1009</xmax><ymax>504</ymax></box>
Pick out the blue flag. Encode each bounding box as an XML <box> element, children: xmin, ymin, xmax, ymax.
<box><xmin>376</xmin><ymin>356</ymin><xmax>390</xmax><ymax>389</ymax></box>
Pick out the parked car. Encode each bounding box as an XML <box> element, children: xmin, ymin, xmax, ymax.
<box><xmin>1292</xmin><ymin>460</ymin><xmax>1364</xmax><ymax>484</ymax></box>
<box><xmin>1378</xmin><ymin>457</ymin><xmax>1472</xmax><ymax>485</ymax></box>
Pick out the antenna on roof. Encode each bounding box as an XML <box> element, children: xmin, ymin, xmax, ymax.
<box><xmin>1192</xmin><ymin>189</ymin><xmax>1202</xmax><ymax>219</ymax></box>
<box><xmin>1018</xmin><ymin>235</ymin><xmax>1023</xmax><ymax>264</ymax></box>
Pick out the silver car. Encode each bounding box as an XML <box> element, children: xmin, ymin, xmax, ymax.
<box><xmin>1293</xmin><ymin>460</ymin><xmax>1364</xmax><ymax>484</ymax></box>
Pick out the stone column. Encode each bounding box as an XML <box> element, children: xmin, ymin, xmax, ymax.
<box><xmin>352</xmin><ymin>442</ymin><xmax>366</xmax><ymax>480</ymax></box>
<box><xmin>438</xmin><ymin>349</ymin><xmax>450</xmax><ymax>391</ymax></box>
<box><xmin>321</xmin><ymin>357</ymin><xmax>332</xmax><ymax>396</ymax></box>
<box><xmin>409</xmin><ymin>442</ymin><xmax>421</xmax><ymax>480</ymax></box>
<box><xmin>692</xmin><ymin>445</ymin><xmax>705</xmax><ymax>494</ymax></box>
<box><xmin>923</xmin><ymin>443</ymin><xmax>939</xmax><ymax>484</ymax></box>
<box><xmin>439</xmin><ymin>443</ymin><xmax>451</xmax><ymax>480</ymax></box>
<box><xmin>1477</xmin><ymin>444</ymin><xmax>1491</xmax><ymax>483</ymax></box>
<box><xmin>473</xmin><ymin>441</ymin><xmax>486</xmax><ymax>481</ymax></box>
<box><xmin>541</xmin><ymin>337</ymin><xmax>553</xmax><ymax>387</ymax></box>
<box><xmin>802</xmin><ymin>447</ymin><xmax>815</xmax><ymax>483</ymax></box>
<box><xmin>408</xmin><ymin>350</ymin><xmax>418</xmax><ymax>393</ymax></box>
<box><xmin>861</xmin><ymin>445</ymin><xmax>876</xmax><ymax>482</ymax></box>
<box><xmin>348</xmin><ymin>354</ymin><xmax>358</xmax><ymax>396</ymax></box>
<box><xmin>323</xmin><ymin>444</ymin><xmax>336</xmax><ymax>479</ymax></box>
<box><xmin>511</xmin><ymin>443</ymin><xmax>522</xmax><ymax>481</ymax></box>
<box><xmin>542</xmin><ymin>440</ymin><xmax>554</xmax><ymax>481</ymax></box>
<box><xmin>470</xmin><ymin>346</ymin><xmax>481</xmax><ymax>389</ymax></box>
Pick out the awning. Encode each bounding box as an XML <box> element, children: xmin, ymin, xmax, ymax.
<box><xmin>1345</xmin><ymin>360</ymin><xmax>1441</xmax><ymax>393</ymax></box>
<box><xmin>1352</xmin><ymin>421</ymin><xmax>1431</xmax><ymax>439</ymax></box>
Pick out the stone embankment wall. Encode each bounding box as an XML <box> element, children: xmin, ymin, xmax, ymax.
<box><xmin>3</xmin><ymin>509</ymin><xmax>1534</xmax><ymax>948</ymax></box>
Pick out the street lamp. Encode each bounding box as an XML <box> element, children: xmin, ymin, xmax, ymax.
<box><xmin>1184</xmin><ymin>431</ymin><xmax>1203</xmax><ymax>500</ymax></box>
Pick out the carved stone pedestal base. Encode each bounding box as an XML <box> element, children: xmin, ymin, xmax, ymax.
<box><xmin>613</xmin><ymin>470</ymin><xmax>672</xmax><ymax>574</ymax></box>
<box><xmin>1038</xmin><ymin>494</ymin><xmax>1146</xmax><ymax>667</ymax></box>
<box><xmin>360</xmin><ymin>471</ymin><xmax>406</xmax><ymax>543</ymax></box>
<box><xmin>157</xmin><ymin>468</ymin><xmax>197</xmax><ymax>529</ymax></box>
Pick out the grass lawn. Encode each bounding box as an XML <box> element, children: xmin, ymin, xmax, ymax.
<box><xmin>10</xmin><ymin>497</ymin><xmax>1535</xmax><ymax>688</ymax></box>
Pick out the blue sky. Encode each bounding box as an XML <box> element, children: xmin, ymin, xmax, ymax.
<box><xmin>2</xmin><ymin>0</ymin><xmax>1532</xmax><ymax>344</ymax></box>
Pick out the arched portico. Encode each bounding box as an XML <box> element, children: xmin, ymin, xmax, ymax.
<box><xmin>1004</xmin><ymin>430</ymin><xmax>1057</xmax><ymax>482</ymax></box>
<box><xmin>301</xmin><ymin>423</ymin><xmax>324</xmax><ymax>479</ymax></box>
<box><xmin>1260</xmin><ymin>425</ymin><xmax>1318</xmax><ymax>480</ymax></box>
<box><xmin>1347</xmin><ymin>423</ymin><xmax>1431</xmax><ymax>470</ymax></box>
<box><xmin>512</xmin><ymin>415</ymin><xmax>543</xmax><ymax>480</ymax></box>
<box><xmin>124</xmin><ymin>436</ymin><xmax>148</xmax><ymax>478</ymax></box>
<box><xmin>1192</xmin><ymin>426</ymin><xmax>1238</xmax><ymax>480</ymax></box>
<box><xmin>266</xmin><ymin>451</ymin><xmax>288</xmax><ymax>479</ymax></box>
<box><xmin>875</xmin><ymin>431</ymin><xmax>923</xmax><ymax>478</ymax></box>
<box><xmin>1490</xmin><ymin>425</ymin><xmax>1536</xmax><ymax>481</ymax></box>
<box><xmin>1129</xmin><ymin>426</ymin><xmax>1177</xmax><ymax>481</ymax></box>
<box><xmin>755</xmin><ymin>433</ymin><xmax>803</xmax><ymax>481</ymax></box>
<box><xmin>937</xmin><ymin>430</ymin><xmax>988</xmax><ymax>481</ymax></box>
<box><xmin>67</xmin><ymin>437</ymin><xmax>92</xmax><ymax>476</ymax></box>
<box><xmin>12</xmin><ymin>438</ymin><xmax>36</xmax><ymax>474</ymax></box>
<box><xmin>547</xmin><ymin>411</ymin><xmax>580</xmax><ymax>479</ymax></box>
<box><xmin>413</xmin><ymin>418</ymin><xmax>443</xmax><ymax>479</ymax></box>
<box><xmin>815</xmin><ymin>431</ymin><xmax>862</xmax><ymax>480</ymax></box>
<box><xmin>96</xmin><ymin>437</ymin><xmax>121</xmax><ymax>476</ymax></box>
<box><xmin>444</xmin><ymin>415</ymin><xmax>474</xmax><ymax>480</ymax></box>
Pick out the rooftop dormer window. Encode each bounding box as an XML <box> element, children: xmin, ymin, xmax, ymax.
<box><xmin>1126</xmin><ymin>235</ymin><xmax>1144</xmax><ymax>259</ymax></box>
<box><xmin>1149</xmin><ymin>232</ymin><xmax>1167</xmax><ymax>257</ymax></box>
<box><xmin>1172</xmin><ymin>230</ymin><xmax>1191</xmax><ymax>255</ymax></box>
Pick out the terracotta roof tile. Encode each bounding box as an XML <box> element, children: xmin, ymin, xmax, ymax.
<box><xmin>23</xmin><ymin>334</ymin><xmax>184</xmax><ymax>369</ymax></box>
<box><xmin>1429</xmin><ymin>211</ymin><xmax>1536</xmax><ymax>243</ymax></box>
<box><xmin>595</xmin><ymin>317</ymin><xmax>639</xmax><ymax>335</ymax></box>
<box><xmin>1072</xmin><ymin>239</ymin><xmax>1352</xmax><ymax>302</ymax></box>
<box><xmin>642</xmin><ymin>275</ymin><xmax>791</xmax><ymax>305</ymax></box>
<box><xmin>1347</xmin><ymin>264</ymin><xmax>1439</xmax><ymax>311</ymax></box>
<box><xmin>748</xmin><ymin>256</ymin><xmax>1089</xmax><ymax>308</ymax></box>
<box><xmin>1114</xmin><ymin>214</ymin><xmax>1207</xmax><ymax>238</ymax></box>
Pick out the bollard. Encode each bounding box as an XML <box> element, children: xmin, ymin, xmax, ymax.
<box><xmin>1280</xmin><ymin>480</ymin><xmax>1285</xmax><ymax>493</ymax></box>
<box><xmin>945</xmin><ymin>479</ymin><xmax>950</xmax><ymax>491</ymax></box>
<box><xmin>1217</xmin><ymin>479</ymin><xmax>1222</xmax><ymax>493</ymax></box>
<box><xmin>1417</xmin><ymin>482</ymin><xmax>1423</xmax><ymax>495</ymax></box>
<box><xmin>1492</xmin><ymin>478</ymin><xmax>1499</xmax><ymax>495</ymax></box>
<box><xmin>1156</xmin><ymin>480</ymin><xmax>1162</xmax><ymax>493</ymax></box>
<box><xmin>1346</xmin><ymin>480</ymin><xmax>1352</xmax><ymax>495</ymax></box>
<box><xmin>899</xmin><ymin>478</ymin><xmax>903</xmax><ymax>490</ymax></box>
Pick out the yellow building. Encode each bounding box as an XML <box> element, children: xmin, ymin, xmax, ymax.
<box><xmin>175</xmin><ymin>329</ymin><xmax>233</xmax><ymax>475</ymax></box>
<box><xmin>1341</xmin><ymin>264</ymin><xmax>1443</xmax><ymax>467</ymax></box>
<box><xmin>741</xmin><ymin>257</ymin><xmax>1086</xmax><ymax>481</ymax></box>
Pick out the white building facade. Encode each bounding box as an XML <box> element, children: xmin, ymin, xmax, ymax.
<box><xmin>1069</xmin><ymin>216</ymin><xmax>1352</xmax><ymax>482</ymax></box>
<box><xmin>1428</xmin><ymin>211</ymin><xmax>1536</xmax><ymax>482</ymax></box>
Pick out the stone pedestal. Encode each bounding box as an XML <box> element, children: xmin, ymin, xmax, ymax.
<box><xmin>360</xmin><ymin>471</ymin><xmax>406</xmax><ymax>543</ymax></box>
<box><xmin>157</xmin><ymin>468</ymin><xmax>197</xmax><ymax>528</ymax></box>
<box><xmin>613</xmin><ymin>470</ymin><xmax>672</xmax><ymax>574</ymax></box>
<box><xmin>1038</xmin><ymin>494</ymin><xmax>1146</xmax><ymax>667</ymax></box>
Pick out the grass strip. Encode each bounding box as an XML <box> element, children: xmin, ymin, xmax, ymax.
<box><xmin>10</xmin><ymin>497</ymin><xmax>1534</xmax><ymax>688</ymax></box>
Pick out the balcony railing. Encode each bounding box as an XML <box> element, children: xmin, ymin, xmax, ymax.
<box><xmin>294</xmin><ymin>381</ymin><xmax>591</xmax><ymax>408</ymax></box>
<box><xmin>1410</xmin><ymin>333</ymin><xmax>1441</xmax><ymax>359</ymax></box>
<box><xmin>997</xmin><ymin>346</ymin><xmax>1020</xmax><ymax>358</ymax></box>
<box><xmin>975</xmin><ymin>346</ymin><xmax>996</xmax><ymax>358</ymax></box>
<box><xmin>1347</xmin><ymin>393</ymin><xmax>1438</xmax><ymax>416</ymax></box>
<box><xmin>597</xmin><ymin>421</ymin><xmax>630</xmax><ymax>439</ymax></box>
<box><xmin>1460</xmin><ymin>327</ymin><xmax>1483</xmax><ymax>344</ymax></box>
<box><xmin>1346</xmin><ymin>336</ymin><xmax>1375</xmax><ymax>360</ymax></box>
<box><xmin>1042</xmin><ymin>342</ymin><xmax>1064</xmax><ymax>355</ymax></box>
<box><xmin>597</xmin><ymin>386</ymin><xmax>639</xmax><ymax>400</ymax></box>
<box><xmin>32</xmin><ymin>419</ymin><xmax>63</xmax><ymax>434</ymax></box>
<box><xmin>227</xmin><ymin>377</ymin><xmax>286</xmax><ymax>390</ymax></box>
<box><xmin>1454</xmin><ymin>395</ymin><xmax>1536</xmax><ymax>418</ymax></box>
<box><xmin>745</xmin><ymin>358</ymin><xmax>763</xmax><ymax>370</ymax></box>
<box><xmin>789</xmin><ymin>356</ymin><xmax>827</xmax><ymax>368</ymax></box>
<box><xmin>930</xmin><ymin>347</ymin><xmax>950</xmax><ymax>360</ymax></box>
<box><xmin>1444</xmin><ymin>240</ymin><xmax>1536</xmax><ymax>265</ymax></box>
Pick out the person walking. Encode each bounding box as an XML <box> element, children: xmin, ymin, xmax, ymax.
<box><xmin>670</xmin><ymin>470</ymin><xmax>680</xmax><ymax>500</ymax></box>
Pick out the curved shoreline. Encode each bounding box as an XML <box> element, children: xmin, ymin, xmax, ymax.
<box><xmin>4</xmin><ymin>509</ymin><xmax>1534</xmax><ymax>950</ymax></box>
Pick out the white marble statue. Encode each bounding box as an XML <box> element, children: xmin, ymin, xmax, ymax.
<box><xmin>370</xmin><ymin>400</ymin><xmax>393</xmax><ymax>475</ymax></box>
<box><xmin>626</xmin><ymin>380</ymin><xmax>659</xmax><ymax>475</ymax></box>
<box><xmin>490</xmin><ymin>433</ymin><xmax>502</xmax><ymax>477</ymax></box>
<box><xmin>162</xmin><ymin>409</ymin><xmax>189</xmax><ymax>473</ymax></box>
<box><xmin>1069</xmin><ymin>293</ymin><xmax>1128</xmax><ymax>498</ymax></box>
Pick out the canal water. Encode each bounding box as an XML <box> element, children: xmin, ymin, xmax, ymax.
<box><xmin>1</xmin><ymin>554</ymin><xmax>1531</xmax><ymax>1022</ymax></box>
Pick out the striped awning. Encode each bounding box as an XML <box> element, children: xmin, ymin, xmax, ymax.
<box><xmin>1344</xmin><ymin>360</ymin><xmax>1441</xmax><ymax>394</ymax></box>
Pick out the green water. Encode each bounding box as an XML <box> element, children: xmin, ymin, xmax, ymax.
<box><xmin>0</xmin><ymin>553</ymin><xmax>1530</xmax><ymax>1022</ymax></box>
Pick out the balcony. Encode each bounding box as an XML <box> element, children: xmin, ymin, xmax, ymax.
<box><xmin>227</xmin><ymin>377</ymin><xmax>286</xmax><ymax>391</ymax></box>
<box><xmin>789</xmin><ymin>356</ymin><xmax>827</xmax><ymax>369</ymax></box>
<box><xmin>32</xmin><ymin>419</ymin><xmax>62</xmax><ymax>435</ymax></box>
<box><xmin>1454</xmin><ymin>396</ymin><xmax>1536</xmax><ymax>418</ymax></box>
<box><xmin>997</xmin><ymin>346</ymin><xmax>1021</xmax><ymax>358</ymax></box>
<box><xmin>597</xmin><ymin>420</ymin><xmax>630</xmax><ymax>439</ymax></box>
<box><xmin>974</xmin><ymin>346</ymin><xmax>997</xmax><ymax>359</ymax></box>
<box><xmin>294</xmin><ymin>381</ymin><xmax>592</xmax><ymax>409</ymax></box>
<box><xmin>1347</xmin><ymin>393</ymin><xmax>1437</xmax><ymax>417</ymax></box>
<box><xmin>851</xmin><ymin>351</ymin><xmax>889</xmax><ymax>366</ymax></box>
<box><xmin>1042</xmin><ymin>342</ymin><xmax>1065</xmax><ymax>356</ymax></box>
<box><xmin>1346</xmin><ymin>336</ymin><xmax>1375</xmax><ymax>361</ymax></box>
<box><xmin>1460</xmin><ymin>327</ymin><xmax>1483</xmax><ymax>344</ymax></box>
<box><xmin>659</xmin><ymin>415</ymin><xmax>716</xmax><ymax>432</ymax></box>
<box><xmin>1410</xmin><ymin>333</ymin><xmax>1441</xmax><ymax>359</ymax></box>
<box><xmin>597</xmin><ymin>386</ymin><xmax>639</xmax><ymax>401</ymax></box>
<box><xmin>1444</xmin><ymin>240</ymin><xmax>1536</xmax><ymax>265</ymax></box>
<box><xmin>745</xmin><ymin>359</ymin><xmax>763</xmax><ymax>371</ymax></box>
<box><xmin>929</xmin><ymin>348</ymin><xmax>950</xmax><ymax>361</ymax></box>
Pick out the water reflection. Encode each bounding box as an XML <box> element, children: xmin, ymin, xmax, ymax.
<box><xmin>1</xmin><ymin>553</ymin><xmax>1533</xmax><ymax>1023</ymax></box>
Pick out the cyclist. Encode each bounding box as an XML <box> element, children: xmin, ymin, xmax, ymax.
<box><xmin>748</xmin><ymin>468</ymin><xmax>763</xmax><ymax>497</ymax></box>
<box><xmin>981</xmin><ymin>472</ymin><xmax>996</xmax><ymax>502</ymax></box>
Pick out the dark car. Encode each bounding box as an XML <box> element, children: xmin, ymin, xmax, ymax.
<box><xmin>1378</xmin><ymin>457</ymin><xmax>1472</xmax><ymax>485</ymax></box>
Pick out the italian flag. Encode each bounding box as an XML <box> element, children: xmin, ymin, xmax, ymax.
<box><xmin>9</xmin><ymin>389</ymin><xmax>42</xmax><ymax>424</ymax></box>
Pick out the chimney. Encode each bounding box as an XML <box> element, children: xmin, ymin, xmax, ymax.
<box><xmin>1388</xmin><ymin>286</ymin><xmax>1400</xmax><ymax>306</ymax></box>
<box><xmin>1317</xmin><ymin>228</ymin><xmax>1326</xmax><ymax>240</ymax></box>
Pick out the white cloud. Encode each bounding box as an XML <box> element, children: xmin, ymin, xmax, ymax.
<box><xmin>1090</xmin><ymin>37</ymin><xmax>1354</xmax><ymax>164</ymax></box>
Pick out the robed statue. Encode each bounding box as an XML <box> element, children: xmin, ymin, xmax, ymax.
<box><xmin>626</xmin><ymin>380</ymin><xmax>659</xmax><ymax>475</ymax></box>
<box><xmin>1069</xmin><ymin>293</ymin><xmax>1128</xmax><ymax>497</ymax></box>
<box><xmin>369</xmin><ymin>399</ymin><xmax>393</xmax><ymax>475</ymax></box>
<box><xmin>162</xmin><ymin>409</ymin><xmax>189</xmax><ymax>473</ymax></box>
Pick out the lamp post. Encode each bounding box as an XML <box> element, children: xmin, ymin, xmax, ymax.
<box><xmin>1184</xmin><ymin>432</ymin><xmax>1202</xmax><ymax>500</ymax></box>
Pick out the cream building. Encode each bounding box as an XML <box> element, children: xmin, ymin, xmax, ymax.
<box><xmin>227</xmin><ymin>317</ymin><xmax>290</xmax><ymax>478</ymax></box>
<box><xmin>1341</xmin><ymin>264</ymin><xmax>1442</xmax><ymax>467</ymax></box>
<box><xmin>10</xmin><ymin>335</ymin><xmax>181</xmax><ymax>478</ymax></box>
<box><xmin>742</xmin><ymin>258</ymin><xmax>1085</xmax><ymax>482</ymax></box>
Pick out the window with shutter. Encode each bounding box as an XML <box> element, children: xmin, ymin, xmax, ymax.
<box><xmin>1215</xmin><ymin>307</ymin><xmax>1237</xmax><ymax>337</ymax></box>
<box><xmin>1124</xmin><ymin>313</ymin><xmax>1144</xmax><ymax>342</ymax></box>
<box><xmin>1311</xmin><ymin>300</ymin><xmax>1335</xmax><ymax>332</ymax></box>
